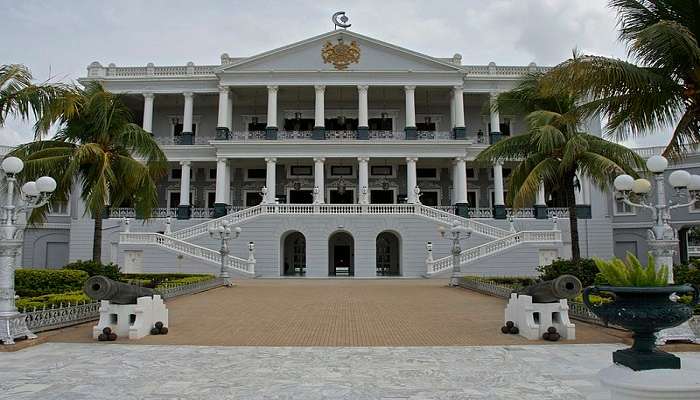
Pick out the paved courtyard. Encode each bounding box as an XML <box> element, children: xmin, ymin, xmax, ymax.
<box><xmin>1</xmin><ymin>342</ymin><xmax>699</xmax><ymax>400</ymax></box>
<box><xmin>44</xmin><ymin>279</ymin><xmax>626</xmax><ymax>346</ymax></box>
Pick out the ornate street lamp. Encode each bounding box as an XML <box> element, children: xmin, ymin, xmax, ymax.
<box><xmin>209</xmin><ymin>221</ymin><xmax>242</xmax><ymax>287</ymax></box>
<box><xmin>1</xmin><ymin>157</ymin><xmax>57</xmax><ymax>345</ymax></box>
<box><xmin>438</xmin><ymin>221</ymin><xmax>472</xmax><ymax>287</ymax></box>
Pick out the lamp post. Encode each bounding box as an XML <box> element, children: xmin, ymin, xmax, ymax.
<box><xmin>439</xmin><ymin>221</ymin><xmax>472</xmax><ymax>286</ymax></box>
<box><xmin>208</xmin><ymin>220</ymin><xmax>241</xmax><ymax>287</ymax></box>
<box><xmin>1</xmin><ymin>156</ymin><xmax>57</xmax><ymax>345</ymax></box>
<box><xmin>613</xmin><ymin>154</ymin><xmax>700</xmax><ymax>346</ymax></box>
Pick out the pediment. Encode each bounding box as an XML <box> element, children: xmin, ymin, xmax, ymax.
<box><xmin>219</xmin><ymin>30</ymin><xmax>461</xmax><ymax>73</ymax></box>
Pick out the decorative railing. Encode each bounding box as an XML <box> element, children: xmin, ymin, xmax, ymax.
<box><xmin>415</xmin><ymin>205</ymin><xmax>512</xmax><ymax>239</ymax></box>
<box><xmin>457</xmin><ymin>276</ymin><xmax>617</xmax><ymax>328</ymax></box>
<box><xmin>546</xmin><ymin>207</ymin><xmax>569</xmax><ymax>219</ymax></box>
<box><xmin>427</xmin><ymin>230</ymin><xmax>562</xmax><ymax>275</ymax></box>
<box><xmin>169</xmin><ymin>204</ymin><xmax>267</xmax><ymax>240</ymax></box>
<box><xmin>120</xmin><ymin>232</ymin><xmax>255</xmax><ymax>275</ymax></box>
<box><xmin>22</xmin><ymin>277</ymin><xmax>225</xmax><ymax>333</ymax></box>
<box><xmin>688</xmin><ymin>245</ymin><xmax>700</xmax><ymax>256</ymax></box>
<box><xmin>109</xmin><ymin>208</ymin><xmax>178</xmax><ymax>219</ymax></box>
<box><xmin>468</xmin><ymin>208</ymin><xmax>493</xmax><ymax>218</ymax></box>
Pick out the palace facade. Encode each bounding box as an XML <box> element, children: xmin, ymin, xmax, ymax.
<box><xmin>10</xmin><ymin>29</ymin><xmax>698</xmax><ymax>277</ymax></box>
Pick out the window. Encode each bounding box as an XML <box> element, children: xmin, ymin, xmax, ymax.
<box><xmin>417</xmin><ymin>168</ymin><xmax>438</xmax><ymax>179</ymax></box>
<box><xmin>170</xmin><ymin>168</ymin><xmax>193</xmax><ymax>181</ymax></box>
<box><xmin>331</xmin><ymin>166</ymin><xmax>353</xmax><ymax>176</ymax></box>
<box><xmin>420</xmin><ymin>190</ymin><xmax>439</xmax><ymax>206</ymax></box>
<box><xmin>206</xmin><ymin>192</ymin><xmax>216</xmax><ymax>208</ymax></box>
<box><xmin>245</xmin><ymin>191</ymin><xmax>263</xmax><ymax>207</ymax></box>
<box><xmin>467</xmin><ymin>191</ymin><xmax>478</xmax><ymax>208</ymax></box>
<box><xmin>290</xmin><ymin>166</ymin><xmax>313</xmax><ymax>176</ymax></box>
<box><xmin>466</xmin><ymin>168</ymin><xmax>477</xmax><ymax>180</ymax></box>
<box><xmin>368</xmin><ymin>117</ymin><xmax>393</xmax><ymax>131</ymax></box>
<box><xmin>167</xmin><ymin>191</ymin><xmax>194</xmax><ymax>208</ymax></box>
<box><xmin>208</xmin><ymin>168</ymin><xmax>217</xmax><ymax>181</ymax></box>
<box><xmin>173</xmin><ymin>122</ymin><xmax>197</xmax><ymax>136</ymax></box>
<box><xmin>246</xmin><ymin>168</ymin><xmax>266</xmax><ymax>180</ymax></box>
<box><xmin>48</xmin><ymin>200</ymin><xmax>69</xmax><ymax>216</ymax></box>
<box><xmin>613</xmin><ymin>194</ymin><xmax>635</xmax><ymax>215</ymax></box>
<box><xmin>371</xmin><ymin>165</ymin><xmax>393</xmax><ymax>176</ymax></box>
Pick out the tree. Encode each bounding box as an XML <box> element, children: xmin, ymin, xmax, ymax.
<box><xmin>11</xmin><ymin>82</ymin><xmax>167</xmax><ymax>262</ymax></box>
<box><xmin>543</xmin><ymin>0</ymin><xmax>700</xmax><ymax>159</ymax></box>
<box><xmin>476</xmin><ymin>73</ymin><xmax>645</xmax><ymax>261</ymax></box>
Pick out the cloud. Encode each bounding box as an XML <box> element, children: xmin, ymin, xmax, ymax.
<box><xmin>0</xmin><ymin>126</ymin><xmax>32</xmax><ymax>146</ymax></box>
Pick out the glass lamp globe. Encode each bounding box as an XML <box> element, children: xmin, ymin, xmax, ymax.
<box><xmin>614</xmin><ymin>174</ymin><xmax>635</xmax><ymax>191</ymax></box>
<box><xmin>669</xmin><ymin>170</ymin><xmax>691</xmax><ymax>188</ymax></box>
<box><xmin>22</xmin><ymin>181</ymin><xmax>39</xmax><ymax>196</ymax></box>
<box><xmin>632</xmin><ymin>178</ymin><xmax>652</xmax><ymax>194</ymax></box>
<box><xmin>234</xmin><ymin>226</ymin><xmax>242</xmax><ymax>234</ymax></box>
<box><xmin>217</xmin><ymin>225</ymin><xmax>225</xmax><ymax>234</ymax></box>
<box><xmin>646</xmin><ymin>155</ymin><xmax>668</xmax><ymax>173</ymax></box>
<box><xmin>688</xmin><ymin>175</ymin><xmax>700</xmax><ymax>191</ymax></box>
<box><xmin>35</xmin><ymin>176</ymin><xmax>57</xmax><ymax>193</ymax></box>
<box><xmin>1</xmin><ymin>157</ymin><xmax>24</xmax><ymax>174</ymax></box>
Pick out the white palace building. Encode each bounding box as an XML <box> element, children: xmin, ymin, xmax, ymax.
<box><xmin>13</xmin><ymin>27</ymin><xmax>632</xmax><ymax>278</ymax></box>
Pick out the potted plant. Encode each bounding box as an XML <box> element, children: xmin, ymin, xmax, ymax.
<box><xmin>583</xmin><ymin>253</ymin><xmax>698</xmax><ymax>371</ymax></box>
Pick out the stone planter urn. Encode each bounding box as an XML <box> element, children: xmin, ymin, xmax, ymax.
<box><xmin>583</xmin><ymin>284</ymin><xmax>699</xmax><ymax>371</ymax></box>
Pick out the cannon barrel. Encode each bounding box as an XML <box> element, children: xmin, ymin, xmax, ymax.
<box><xmin>517</xmin><ymin>275</ymin><xmax>582</xmax><ymax>303</ymax></box>
<box><xmin>84</xmin><ymin>275</ymin><xmax>155</xmax><ymax>304</ymax></box>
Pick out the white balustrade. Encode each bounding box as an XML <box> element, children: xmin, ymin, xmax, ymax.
<box><xmin>120</xmin><ymin>232</ymin><xmax>254</xmax><ymax>275</ymax></box>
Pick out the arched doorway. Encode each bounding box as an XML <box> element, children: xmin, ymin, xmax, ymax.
<box><xmin>328</xmin><ymin>231</ymin><xmax>354</xmax><ymax>276</ymax></box>
<box><xmin>376</xmin><ymin>231</ymin><xmax>400</xmax><ymax>276</ymax></box>
<box><xmin>282</xmin><ymin>231</ymin><xmax>306</xmax><ymax>276</ymax></box>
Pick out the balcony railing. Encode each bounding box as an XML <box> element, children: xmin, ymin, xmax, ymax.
<box><xmin>109</xmin><ymin>207</ymin><xmax>246</xmax><ymax>219</ymax></box>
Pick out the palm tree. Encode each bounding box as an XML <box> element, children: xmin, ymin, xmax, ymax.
<box><xmin>476</xmin><ymin>73</ymin><xmax>645</xmax><ymax>261</ymax></box>
<box><xmin>543</xmin><ymin>0</ymin><xmax>700</xmax><ymax>158</ymax></box>
<box><xmin>11</xmin><ymin>82</ymin><xmax>167</xmax><ymax>262</ymax></box>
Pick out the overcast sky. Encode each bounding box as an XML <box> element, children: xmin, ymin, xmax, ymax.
<box><xmin>0</xmin><ymin>0</ymin><xmax>669</xmax><ymax>147</ymax></box>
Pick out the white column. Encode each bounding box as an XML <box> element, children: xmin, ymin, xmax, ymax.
<box><xmin>215</xmin><ymin>158</ymin><xmax>228</xmax><ymax>205</ymax></box>
<box><xmin>357</xmin><ymin>85</ymin><xmax>368</xmax><ymax>128</ymax></box>
<box><xmin>582</xmin><ymin>175</ymin><xmax>591</xmax><ymax>204</ymax></box>
<box><xmin>217</xmin><ymin>85</ymin><xmax>230</xmax><ymax>129</ymax></box>
<box><xmin>314</xmin><ymin>85</ymin><xmax>325</xmax><ymax>128</ymax></box>
<box><xmin>449</xmin><ymin>93</ymin><xmax>455</xmax><ymax>129</ymax></box>
<box><xmin>575</xmin><ymin>175</ymin><xmax>584</xmax><ymax>205</ymax></box>
<box><xmin>179</xmin><ymin>161</ymin><xmax>191</xmax><ymax>207</ymax></box>
<box><xmin>265</xmin><ymin>157</ymin><xmax>277</xmax><ymax>203</ymax></box>
<box><xmin>314</xmin><ymin>157</ymin><xmax>325</xmax><ymax>204</ymax></box>
<box><xmin>453</xmin><ymin>86</ymin><xmax>465</xmax><ymax>128</ymax></box>
<box><xmin>454</xmin><ymin>157</ymin><xmax>468</xmax><ymax>204</ymax></box>
<box><xmin>226</xmin><ymin>91</ymin><xmax>233</xmax><ymax>131</ymax></box>
<box><xmin>493</xmin><ymin>162</ymin><xmax>505</xmax><ymax>206</ymax></box>
<box><xmin>266</xmin><ymin>85</ymin><xmax>278</xmax><ymax>129</ymax></box>
<box><xmin>406</xmin><ymin>157</ymin><xmax>418</xmax><ymax>204</ymax></box>
<box><xmin>489</xmin><ymin>92</ymin><xmax>500</xmax><ymax>134</ymax></box>
<box><xmin>225</xmin><ymin>160</ymin><xmax>232</xmax><ymax>205</ymax></box>
<box><xmin>404</xmin><ymin>85</ymin><xmax>416</xmax><ymax>128</ymax></box>
<box><xmin>142</xmin><ymin>92</ymin><xmax>154</xmax><ymax>133</ymax></box>
<box><xmin>358</xmin><ymin>157</ymin><xmax>369</xmax><ymax>204</ymax></box>
<box><xmin>183</xmin><ymin>92</ymin><xmax>194</xmax><ymax>133</ymax></box>
<box><xmin>536</xmin><ymin>181</ymin><xmax>546</xmax><ymax>206</ymax></box>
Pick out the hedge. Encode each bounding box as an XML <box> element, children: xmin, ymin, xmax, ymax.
<box><xmin>536</xmin><ymin>258</ymin><xmax>601</xmax><ymax>287</ymax></box>
<box><xmin>120</xmin><ymin>273</ymin><xmax>214</xmax><ymax>288</ymax></box>
<box><xmin>63</xmin><ymin>260</ymin><xmax>121</xmax><ymax>280</ymax></box>
<box><xmin>15</xmin><ymin>269</ymin><xmax>89</xmax><ymax>297</ymax></box>
<box><xmin>16</xmin><ymin>291</ymin><xmax>91</xmax><ymax>311</ymax></box>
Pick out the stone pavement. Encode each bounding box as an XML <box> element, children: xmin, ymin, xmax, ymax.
<box><xmin>2</xmin><ymin>342</ymin><xmax>700</xmax><ymax>399</ymax></box>
<box><xmin>44</xmin><ymin>279</ymin><xmax>627</xmax><ymax>346</ymax></box>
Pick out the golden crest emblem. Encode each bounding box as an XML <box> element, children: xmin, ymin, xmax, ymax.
<box><xmin>322</xmin><ymin>38</ymin><xmax>360</xmax><ymax>70</ymax></box>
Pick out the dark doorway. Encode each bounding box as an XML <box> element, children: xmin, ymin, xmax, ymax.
<box><xmin>289</xmin><ymin>190</ymin><xmax>313</xmax><ymax>204</ymax></box>
<box><xmin>329</xmin><ymin>189</ymin><xmax>354</xmax><ymax>204</ymax></box>
<box><xmin>370</xmin><ymin>190</ymin><xmax>394</xmax><ymax>204</ymax></box>
<box><xmin>329</xmin><ymin>231</ymin><xmax>354</xmax><ymax>276</ymax></box>
<box><xmin>282</xmin><ymin>232</ymin><xmax>306</xmax><ymax>276</ymax></box>
<box><xmin>283</xmin><ymin>118</ymin><xmax>315</xmax><ymax>131</ymax></box>
<box><xmin>376</xmin><ymin>232</ymin><xmax>400</xmax><ymax>276</ymax></box>
<box><xmin>325</xmin><ymin>118</ymin><xmax>358</xmax><ymax>131</ymax></box>
<box><xmin>420</xmin><ymin>191</ymin><xmax>439</xmax><ymax>206</ymax></box>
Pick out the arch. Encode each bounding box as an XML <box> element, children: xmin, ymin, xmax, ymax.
<box><xmin>376</xmin><ymin>231</ymin><xmax>401</xmax><ymax>276</ymax></box>
<box><xmin>281</xmin><ymin>231</ymin><xmax>306</xmax><ymax>276</ymax></box>
<box><xmin>328</xmin><ymin>231</ymin><xmax>354</xmax><ymax>276</ymax></box>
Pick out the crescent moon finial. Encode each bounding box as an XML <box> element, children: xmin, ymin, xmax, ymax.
<box><xmin>332</xmin><ymin>11</ymin><xmax>351</xmax><ymax>30</ymax></box>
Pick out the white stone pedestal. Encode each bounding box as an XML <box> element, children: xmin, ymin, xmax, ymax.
<box><xmin>599</xmin><ymin>364</ymin><xmax>700</xmax><ymax>399</ymax></box>
<box><xmin>504</xmin><ymin>293</ymin><xmax>575</xmax><ymax>340</ymax></box>
<box><xmin>92</xmin><ymin>295</ymin><xmax>168</xmax><ymax>340</ymax></box>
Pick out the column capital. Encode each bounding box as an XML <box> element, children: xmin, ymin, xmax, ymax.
<box><xmin>218</xmin><ymin>85</ymin><xmax>229</xmax><ymax>94</ymax></box>
<box><xmin>494</xmin><ymin>160</ymin><xmax>503</xmax><ymax>166</ymax></box>
<box><xmin>489</xmin><ymin>91</ymin><xmax>500</xmax><ymax>100</ymax></box>
<box><xmin>404</xmin><ymin>85</ymin><xmax>416</xmax><ymax>91</ymax></box>
<box><xmin>357</xmin><ymin>84</ymin><xmax>369</xmax><ymax>92</ymax></box>
<box><xmin>357</xmin><ymin>157</ymin><xmax>370</xmax><ymax>163</ymax></box>
<box><xmin>179</xmin><ymin>160</ymin><xmax>191</xmax><ymax>167</ymax></box>
<box><xmin>265</xmin><ymin>157</ymin><xmax>277</xmax><ymax>163</ymax></box>
<box><xmin>454</xmin><ymin>156</ymin><xmax>467</xmax><ymax>162</ymax></box>
<box><xmin>313</xmin><ymin>157</ymin><xmax>326</xmax><ymax>163</ymax></box>
<box><xmin>143</xmin><ymin>92</ymin><xmax>154</xmax><ymax>99</ymax></box>
<box><xmin>183</xmin><ymin>91</ymin><xmax>194</xmax><ymax>98</ymax></box>
<box><xmin>406</xmin><ymin>157</ymin><xmax>419</xmax><ymax>163</ymax></box>
<box><xmin>314</xmin><ymin>84</ymin><xmax>326</xmax><ymax>91</ymax></box>
<box><xmin>267</xmin><ymin>85</ymin><xmax>278</xmax><ymax>92</ymax></box>
<box><xmin>217</xmin><ymin>157</ymin><xmax>228</xmax><ymax>163</ymax></box>
<box><xmin>453</xmin><ymin>85</ymin><xmax>464</xmax><ymax>92</ymax></box>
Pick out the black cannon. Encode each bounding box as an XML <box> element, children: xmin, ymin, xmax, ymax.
<box><xmin>516</xmin><ymin>275</ymin><xmax>582</xmax><ymax>303</ymax></box>
<box><xmin>84</xmin><ymin>275</ymin><xmax>155</xmax><ymax>305</ymax></box>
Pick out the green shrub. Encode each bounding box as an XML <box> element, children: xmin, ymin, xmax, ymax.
<box><xmin>155</xmin><ymin>275</ymin><xmax>214</xmax><ymax>289</ymax></box>
<box><xmin>674</xmin><ymin>263</ymin><xmax>700</xmax><ymax>286</ymax></box>
<box><xmin>461</xmin><ymin>276</ymin><xmax>536</xmax><ymax>290</ymax></box>
<box><xmin>15</xmin><ymin>269</ymin><xmax>89</xmax><ymax>297</ymax></box>
<box><xmin>120</xmin><ymin>273</ymin><xmax>214</xmax><ymax>288</ymax></box>
<box><xmin>63</xmin><ymin>260</ymin><xmax>121</xmax><ymax>280</ymax></box>
<box><xmin>593</xmin><ymin>253</ymin><xmax>668</xmax><ymax>287</ymax></box>
<box><xmin>536</xmin><ymin>258</ymin><xmax>600</xmax><ymax>287</ymax></box>
<box><xmin>16</xmin><ymin>291</ymin><xmax>91</xmax><ymax>311</ymax></box>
